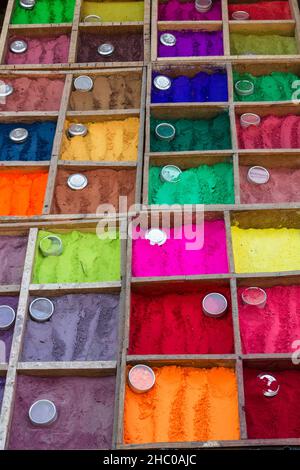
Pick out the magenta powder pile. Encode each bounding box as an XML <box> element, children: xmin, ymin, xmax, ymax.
<box><xmin>5</xmin><ymin>35</ymin><xmax>70</xmax><ymax>64</ymax></box>
<box><xmin>9</xmin><ymin>375</ymin><xmax>116</xmax><ymax>450</ymax></box>
<box><xmin>158</xmin><ymin>0</ymin><xmax>222</xmax><ymax>20</ymax></box>
<box><xmin>132</xmin><ymin>221</ymin><xmax>229</xmax><ymax>277</ymax></box>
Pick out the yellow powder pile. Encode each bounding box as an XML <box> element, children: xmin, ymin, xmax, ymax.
<box><xmin>231</xmin><ymin>226</ymin><xmax>300</xmax><ymax>273</ymax></box>
<box><xmin>60</xmin><ymin>118</ymin><xmax>139</xmax><ymax>161</ymax></box>
<box><xmin>81</xmin><ymin>1</ymin><xmax>144</xmax><ymax>22</ymax></box>
<box><xmin>124</xmin><ymin>366</ymin><xmax>240</xmax><ymax>444</ymax></box>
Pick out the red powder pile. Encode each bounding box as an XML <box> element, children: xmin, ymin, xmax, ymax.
<box><xmin>238</xmin><ymin>285</ymin><xmax>300</xmax><ymax>354</ymax></box>
<box><xmin>128</xmin><ymin>288</ymin><xmax>234</xmax><ymax>355</ymax></box>
<box><xmin>229</xmin><ymin>1</ymin><xmax>291</xmax><ymax>20</ymax></box>
<box><xmin>244</xmin><ymin>368</ymin><xmax>300</xmax><ymax>438</ymax></box>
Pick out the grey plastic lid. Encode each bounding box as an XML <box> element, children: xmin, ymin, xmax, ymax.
<box><xmin>39</xmin><ymin>235</ymin><xmax>63</xmax><ymax>257</ymax></box>
<box><xmin>29</xmin><ymin>298</ymin><xmax>54</xmax><ymax>323</ymax></box>
<box><xmin>9</xmin><ymin>128</ymin><xmax>28</xmax><ymax>143</ymax></box>
<box><xmin>29</xmin><ymin>400</ymin><xmax>57</xmax><ymax>426</ymax></box>
<box><xmin>67</xmin><ymin>173</ymin><xmax>88</xmax><ymax>190</ymax></box>
<box><xmin>153</xmin><ymin>75</ymin><xmax>171</xmax><ymax>91</ymax></box>
<box><xmin>0</xmin><ymin>83</ymin><xmax>14</xmax><ymax>97</ymax></box>
<box><xmin>68</xmin><ymin>123</ymin><xmax>88</xmax><ymax>137</ymax></box>
<box><xmin>0</xmin><ymin>305</ymin><xmax>16</xmax><ymax>331</ymax></box>
<box><xmin>10</xmin><ymin>40</ymin><xmax>28</xmax><ymax>54</ymax></box>
<box><xmin>160</xmin><ymin>33</ymin><xmax>176</xmax><ymax>46</ymax></box>
<box><xmin>20</xmin><ymin>0</ymin><xmax>36</xmax><ymax>9</ymax></box>
<box><xmin>74</xmin><ymin>75</ymin><xmax>93</xmax><ymax>92</ymax></box>
<box><xmin>98</xmin><ymin>43</ymin><xmax>114</xmax><ymax>56</ymax></box>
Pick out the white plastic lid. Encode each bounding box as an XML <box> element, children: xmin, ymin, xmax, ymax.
<box><xmin>29</xmin><ymin>298</ymin><xmax>54</xmax><ymax>323</ymax></box>
<box><xmin>0</xmin><ymin>305</ymin><xmax>16</xmax><ymax>330</ymax></box>
<box><xmin>10</xmin><ymin>40</ymin><xmax>28</xmax><ymax>54</ymax></box>
<box><xmin>39</xmin><ymin>235</ymin><xmax>63</xmax><ymax>257</ymax></box>
<box><xmin>0</xmin><ymin>83</ymin><xmax>14</xmax><ymax>97</ymax></box>
<box><xmin>74</xmin><ymin>75</ymin><xmax>93</xmax><ymax>92</ymax></box>
<box><xmin>9</xmin><ymin>128</ymin><xmax>28</xmax><ymax>143</ymax></box>
<box><xmin>202</xmin><ymin>293</ymin><xmax>228</xmax><ymax>318</ymax></box>
<box><xmin>160</xmin><ymin>33</ymin><xmax>176</xmax><ymax>46</ymax></box>
<box><xmin>145</xmin><ymin>228</ymin><xmax>167</xmax><ymax>246</ymax></box>
<box><xmin>153</xmin><ymin>75</ymin><xmax>171</xmax><ymax>91</ymax></box>
<box><xmin>247</xmin><ymin>166</ymin><xmax>270</xmax><ymax>185</ymax></box>
<box><xmin>257</xmin><ymin>373</ymin><xmax>280</xmax><ymax>397</ymax></box>
<box><xmin>240</xmin><ymin>113</ymin><xmax>261</xmax><ymax>128</ymax></box>
<box><xmin>98</xmin><ymin>43</ymin><xmax>114</xmax><ymax>56</ymax></box>
<box><xmin>20</xmin><ymin>0</ymin><xmax>36</xmax><ymax>9</ymax></box>
<box><xmin>84</xmin><ymin>14</ymin><xmax>102</xmax><ymax>22</ymax></box>
<box><xmin>128</xmin><ymin>365</ymin><xmax>156</xmax><ymax>394</ymax></box>
<box><xmin>160</xmin><ymin>165</ymin><xmax>182</xmax><ymax>183</ymax></box>
<box><xmin>68</xmin><ymin>123</ymin><xmax>88</xmax><ymax>137</ymax></box>
<box><xmin>29</xmin><ymin>400</ymin><xmax>57</xmax><ymax>426</ymax></box>
<box><xmin>67</xmin><ymin>173</ymin><xmax>88</xmax><ymax>190</ymax></box>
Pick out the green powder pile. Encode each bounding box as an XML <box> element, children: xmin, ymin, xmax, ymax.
<box><xmin>33</xmin><ymin>230</ymin><xmax>120</xmax><ymax>284</ymax></box>
<box><xmin>233</xmin><ymin>71</ymin><xmax>299</xmax><ymax>102</ymax></box>
<box><xmin>150</xmin><ymin>114</ymin><xmax>231</xmax><ymax>152</ymax></box>
<box><xmin>11</xmin><ymin>0</ymin><xmax>76</xmax><ymax>24</ymax></box>
<box><xmin>230</xmin><ymin>33</ymin><xmax>297</xmax><ymax>55</ymax></box>
<box><xmin>148</xmin><ymin>162</ymin><xmax>234</xmax><ymax>205</ymax></box>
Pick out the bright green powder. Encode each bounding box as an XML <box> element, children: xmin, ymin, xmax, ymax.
<box><xmin>150</xmin><ymin>114</ymin><xmax>231</xmax><ymax>152</ymax></box>
<box><xmin>33</xmin><ymin>230</ymin><xmax>120</xmax><ymax>284</ymax></box>
<box><xmin>11</xmin><ymin>0</ymin><xmax>76</xmax><ymax>24</ymax></box>
<box><xmin>148</xmin><ymin>162</ymin><xmax>234</xmax><ymax>205</ymax></box>
<box><xmin>233</xmin><ymin>71</ymin><xmax>300</xmax><ymax>101</ymax></box>
<box><xmin>230</xmin><ymin>33</ymin><xmax>297</xmax><ymax>55</ymax></box>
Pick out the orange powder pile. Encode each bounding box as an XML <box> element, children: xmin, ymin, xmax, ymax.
<box><xmin>0</xmin><ymin>170</ymin><xmax>48</xmax><ymax>216</ymax></box>
<box><xmin>124</xmin><ymin>366</ymin><xmax>240</xmax><ymax>444</ymax></box>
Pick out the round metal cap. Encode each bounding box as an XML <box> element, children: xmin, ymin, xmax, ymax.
<box><xmin>9</xmin><ymin>128</ymin><xmax>28</xmax><ymax>143</ymax></box>
<box><xmin>202</xmin><ymin>293</ymin><xmax>228</xmax><ymax>318</ymax></box>
<box><xmin>232</xmin><ymin>10</ymin><xmax>250</xmax><ymax>20</ymax></box>
<box><xmin>10</xmin><ymin>40</ymin><xmax>28</xmax><ymax>54</ymax></box>
<box><xmin>29</xmin><ymin>298</ymin><xmax>54</xmax><ymax>323</ymax></box>
<box><xmin>160</xmin><ymin>165</ymin><xmax>182</xmax><ymax>183</ymax></box>
<box><xmin>0</xmin><ymin>305</ymin><xmax>16</xmax><ymax>331</ymax></box>
<box><xmin>153</xmin><ymin>75</ymin><xmax>171</xmax><ymax>91</ymax></box>
<box><xmin>128</xmin><ymin>365</ymin><xmax>156</xmax><ymax>394</ymax></box>
<box><xmin>20</xmin><ymin>0</ymin><xmax>36</xmax><ymax>9</ymax></box>
<box><xmin>257</xmin><ymin>373</ymin><xmax>280</xmax><ymax>398</ymax></box>
<box><xmin>83</xmin><ymin>14</ymin><xmax>102</xmax><ymax>22</ymax></box>
<box><xmin>29</xmin><ymin>400</ymin><xmax>57</xmax><ymax>426</ymax></box>
<box><xmin>247</xmin><ymin>166</ymin><xmax>270</xmax><ymax>185</ymax></box>
<box><xmin>68</xmin><ymin>123</ymin><xmax>88</xmax><ymax>137</ymax></box>
<box><xmin>74</xmin><ymin>75</ymin><xmax>93</xmax><ymax>92</ymax></box>
<box><xmin>0</xmin><ymin>83</ymin><xmax>14</xmax><ymax>97</ymax></box>
<box><xmin>155</xmin><ymin>122</ymin><xmax>176</xmax><ymax>142</ymax></box>
<box><xmin>160</xmin><ymin>33</ymin><xmax>176</xmax><ymax>47</ymax></box>
<box><xmin>39</xmin><ymin>235</ymin><xmax>63</xmax><ymax>257</ymax></box>
<box><xmin>98</xmin><ymin>43</ymin><xmax>114</xmax><ymax>56</ymax></box>
<box><xmin>235</xmin><ymin>80</ymin><xmax>254</xmax><ymax>97</ymax></box>
<box><xmin>67</xmin><ymin>173</ymin><xmax>88</xmax><ymax>190</ymax></box>
<box><xmin>145</xmin><ymin>228</ymin><xmax>167</xmax><ymax>246</ymax></box>
<box><xmin>240</xmin><ymin>113</ymin><xmax>261</xmax><ymax>128</ymax></box>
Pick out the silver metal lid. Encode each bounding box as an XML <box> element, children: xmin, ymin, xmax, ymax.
<box><xmin>20</xmin><ymin>0</ymin><xmax>36</xmax><ymax>9</ymax></box>
<box><xmin>160</xmin><ymin>33</ymin><xmax>176</xmax><ymax>47</ymax></box>
<box><xmin>9</xmin><ymin>128</ymin><xmax>28</xmax><ymax>143</ymax></box>
<box><xmin>68</xmin><ymin>123</ymin><xmax>88</xmax><ymax>137</ymax></box>
<box><xmin>202</xmin><ymin>293</ymin><xmax>228</xmax><ymax>318</ymax></box>
<box><xmin>145</xmin><ymin>228</ymin><xmax>167</xmax><ymax>246</ymax></box>
<box><xmin>39</xmin><ymin>235</ymin><xmax>63</xmax><ymax>257</ymax></box>
<box><xmin>257</xmin><ymin>373</ymin><xmax>280</xmax><ymax>398</ymax></box>
<box><xmin>10</xmin><ymin>40</ymin><xmax>28</xmax><ymax>54</ymax></box>
<box><xmin>74</xmin><ymin>75</ymin><xmax>94</xmax><ymax>92</ymax></box>
<box><xmin>67</xmin><ymin>173</ymin><xmax>88</xmax><ymax>190</ymax></box>
<box><xmin>29</xmin><ymin>298</ymin><xmax>54</xmax><ymax>323</ymax></box>
<box><xmin>0</xmin><ymin>305</ymin><xmax>16</xmax><ymax>331</ymax></box>
<box><xmin>98</xmin><ymin>43</ymin><xmax>114</xmax><ymax>56</ymax></box>
<box><xmin>155</xmin><ymin>122</ymin><xmax>176</xmax><ymax>141</ymax></box>
<box><xmin>29</xmin><ymin>400</ymin><xmax>58</xmax><ymax>426</ymax></box>
<box><xmin>0</xmin><ymin>83</ymin><xmax>14</xmax><ymax>97</ymax></box>
<box><xmin>84</xmin><ymin>14</ymin><xmax>102</xmax><ymax>22</ymax></box>
<box><xmin>160</xmin><ymin>165</ymin><xmax>182</xmax><ymax>183</ymax></box>
<box><xmin>128</xmin><ymin>365</ymin><xmax>156</xmax><ymax>394</ymax></box>
<box><xmin>153</xmin><ymin>75</ymin><xmax>171</xmax><ymax>91</ymax></box>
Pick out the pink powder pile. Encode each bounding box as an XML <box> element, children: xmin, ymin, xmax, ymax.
<box><xmin>5</xmin><ymin>35</ymin><xmax>70</xmax><ymax>65</ymax></box>
<box><xmin>132</xmin><ymin>221</ymin><xmax>229</xmax><ymax>277</ymax></box>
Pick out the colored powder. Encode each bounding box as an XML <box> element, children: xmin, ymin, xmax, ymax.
<box><xmin>33</xmin><ymin>230</ymin><xmax>120</xmax><ymax>284</ymax></box>
<box><xmin>61</xmin><ymin>118</ymin><xmax>139</xmax><ymax>162</ymax></box>
<box><xmin>231</xmin><ymin>226</ymin><xmax>300</xmax><ymax>273</ymax></box>
<box><xmin>129</xmin><ymin>288</ymin><xmax>234</xmax><ymax>355</ymax></box>
<box><xmin>229</xmin><ymin>1</ymin><xmax>291</xmax><ymax>20</ymax></box>
<box><xmin>158</xmin><ymin>0</ymin><xmax>222</xmax><ymax>20</ymax></box>
<box><xmin>52</xmin><ymin>168</ymin><xmax>136</xmax><ymax>214</ymax></box>
<box><xmin>0</xmin><ymin>170</ymin><xmax>47</xmax><ymax>216</ymax></box>
<box><xmin>238</xmin><ymin>285</ymin><xmax>300</xmax><ymax>354</ymax></box>
<box><xmin>0</xmin><ymin>122</ymin><xmax>56</xmax><ymax>161</ymax></box>
<box><xmin>239</xmin><ymin>165</ymin><xmax>300</xmax><ymax>204</ymax></box>
<box><xmin>244</xmin><ymin>368</ymin><xmax>300</xmax><ymax>439</ymax></box>
<box><xmin>132</xmin><ymin>222</ymin><xmax>229</xmax><ymax>277</ymax></box>
<box><xmin>0</xmin><ymin>77</ymin><xmax>64</xmax><ymax>112</ymax></box>
<box><xmin>0</xmin><ymin>377</ymin><xmax>4</xmax><ymax>411</ymax></box>
<box><xmin>0</xmin><ymin>236</ymin><xmax>27</xmax><ymax>284</ymax></box>
<box><xmin>124</xmin><ymin>366</ymin><xmax>240</xmax><ymax>444</ymax></box>
<box><xmin>230</xmin><ymin>33</ymin><xmax>297</xmax><ymax>55</ymax></box>
<box><xmin>77</xmin><ymin>32</ymin><xmax>143</xmax><ymax>63</ymax></box>
<box><xmin>11</xmin><ymin>0</ymin><xmax>75</xmax><ymax>24</ymax></box>
<box><xmin>148</xmin><ymin>162</ymin><xmax>234</xmax><ymax>205</ymax></box>
<box><xmin>69</xmin><ymin>73</ymin><xmax>141</xmax><ymax>111</ymax></box>
<box><xmin>158</xmin><ymin>30</ymin><xmax>223</xmax><ymax>57</ymax></box>
<box><xmin>0</xmin><ymin>296</ymin><xmax>18</xmax><ymax>362</ymax></box>
<box><xmin>9</xmin><ymin>375</ymin><xmax>115</xmax><ymax>449</ymax></box>
<box><xmin>237</xmin><ymin>114</ymin><xmax>300</xmax><ymax>149</ymax></box>
<box><xmin>22</xmin><ymin>293</ymin><xmax>119</xmax><ymax>361</ymax></box>
<box><xmin>150</xmin><ymin>114</ymin><xmax>231</xmax><ymax>152</ymax></box>
<box><xmin>81</xmin><ymin>1</ymin><xmax>144</xmax><ymax>21</ymax></box>
<box><xmin>5</xmin><ymin>35</ymin><xmax>70</xmax><ymax>65</ymax></box>
<box><xmin>233</xmin><ymin>71</ymin><xmax>299</xmax><ymax>102</ymax></box>
<box><xmin>152</xmin><ymin>71</ymin><xmax>228</xmax><ymax>103</ymax></box>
